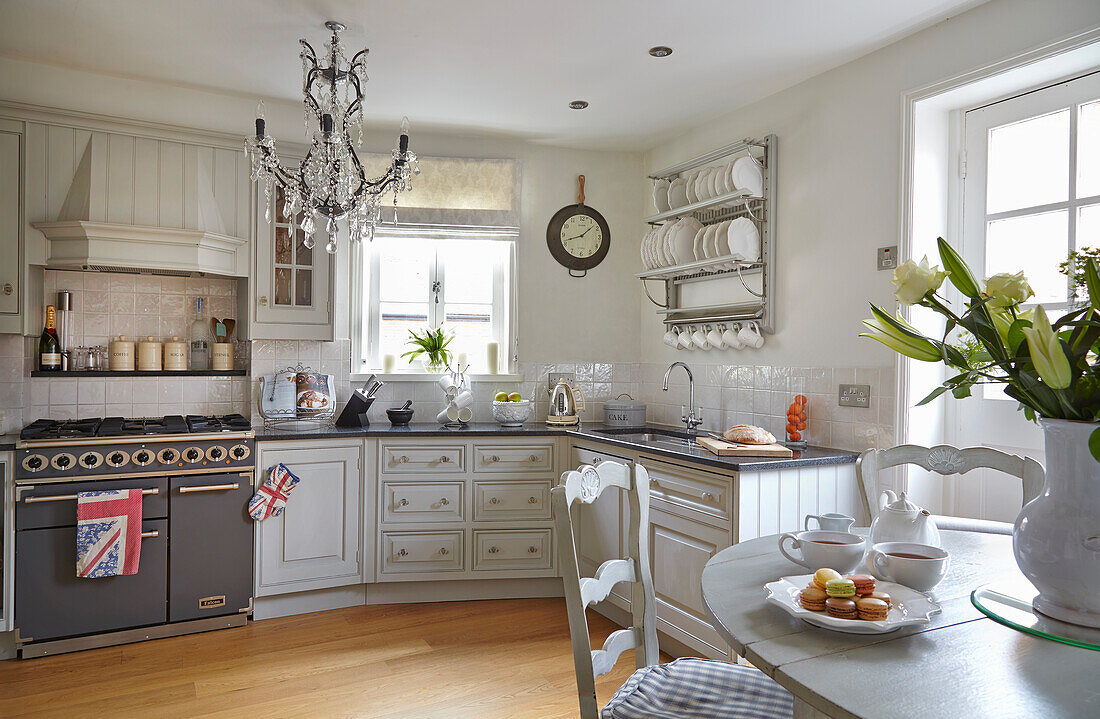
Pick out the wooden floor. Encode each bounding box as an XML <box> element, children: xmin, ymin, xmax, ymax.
<box><xmin>0</xmin><ymin>598</ymin><xmax>671</xmax><ymax>718</ymax></box>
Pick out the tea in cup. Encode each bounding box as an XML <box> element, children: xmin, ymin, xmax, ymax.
<box><xmin>868</xmin><ymin>542</ymin><xmax>949</xmax><ymax>591</ymax></box>
<box><xmin>778</xmin><ymin>530</ymin><xmax>867</xmax><ymax>574</ymax></box>
<box><xmin>804</xmin><ymin>512</ymin><xmax>856</xmax><ymax>532</ymax></box>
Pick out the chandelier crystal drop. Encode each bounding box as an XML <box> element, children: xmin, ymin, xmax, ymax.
<box><xmin>245</xmin><ymin>21</ymin><xmax>419</xmax><ymax>255</ymax></box>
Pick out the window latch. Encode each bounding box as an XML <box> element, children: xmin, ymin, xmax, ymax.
<box><xmin>432</xmin><ymin>280</ymin><xmax>442</xmax><ymax>305</ymax></box>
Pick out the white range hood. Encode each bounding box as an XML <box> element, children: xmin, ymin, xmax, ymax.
<box><xmin>32</xmin><ymin>138</ymin><xmax>247</xmax><ymax>277</ymax></box>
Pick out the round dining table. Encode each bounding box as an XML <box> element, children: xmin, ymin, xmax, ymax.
<box><xmin>701</xmin><ymin>529</ymin><xmax>1100</xmax><ymax>719</ymax></box>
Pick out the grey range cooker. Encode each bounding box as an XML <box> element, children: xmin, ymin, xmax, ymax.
<box><xmin>13</xmin><ymin>414</ymin><xmax>255</xmax><ymax>658</ymax></box>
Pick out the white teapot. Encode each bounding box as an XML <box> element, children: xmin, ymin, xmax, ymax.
<box><xmin>869</xmin><ymin>490</ymin><xmax>941</xmax><ymax>547</ymax></box>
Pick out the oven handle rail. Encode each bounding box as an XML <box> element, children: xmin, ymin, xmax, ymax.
<box><xmin>178</xmin><ymin>483</ymin><xmax>240</xmax><ymax>493</ymax></box>
<box><xmin>21</xmin><ymin>488</ymin><xmax>160</xmax><ymax>503</ymax></box>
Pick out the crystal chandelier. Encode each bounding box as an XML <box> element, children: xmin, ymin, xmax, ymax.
<box><xmin>245</xmin><ymin>20</ymin><xmax>419</xmax><ymax>255</ymax></box>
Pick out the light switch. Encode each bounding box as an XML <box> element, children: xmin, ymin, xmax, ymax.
<box><xmin>877</xmin><ymin>246</ymin><xmax>898</xmax><ymax>271</ymax></box>
<box><xmin>838</xmin><ymin>384</ymin><xmax>871</xmax><ymax>408</ymax></box>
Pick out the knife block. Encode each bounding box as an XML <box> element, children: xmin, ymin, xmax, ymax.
<box><xmin>336</xmin><ymin>391</ymin><xmax>375</xmax><ymax>427</ymax></box>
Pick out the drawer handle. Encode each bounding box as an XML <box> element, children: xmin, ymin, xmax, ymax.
<box><xmin>489</xmin><ymin>546</ymin><xmax>500</xmax><ymax>554</ymax></box>
<box><xmin>141</xmin><ymin>530</ymin><xmax>159</xmax><ymax>539</ymax></box>
<box><xmin>528</xmin><ymin>546</ymin><xmax>539</xmax><ymax>554</ymax></box>
<box><xmin>489</xmin><ymin>497</ymin><xmax>501</xmax><ymax>505</ymax></box>
<box><xmin>397</xmin><ymin>498</ymin><xmax>409</xmax><ymax>507</ymax></box>
<box><xmin>397</xmin><ymin>455</ymin><xmax>410</xmax><ymax>463</ymax></box>
<box><xmin>529</xmin><ymin>454</ymin><xmax>539</xmax><ymax>463</ymax></box>
<box><xmin>528</xmin><ymin>496</ymin><xmax>538</xmax><ymax>504</ymax></box>
<box><xmin>439</xmin><ymin>455</ymin><xmax>451</xmax><ymax>463</ymax></box>
<box><xmin>439</xmin><ymin>547</ymin><xmax>449</xmax><ymax>556</ymax></box>
<box><xmin>701</xmin><ymin>492</ymin><xmax>716</xmax><ymax>502</ymax></box>
<box><xmin>593</xmin><ymin>457</ymin><xmax>603</xmax><ymax>464</ymax></box>
<box><xmin>179</xmin><ymin>483</ymin><xmax>240</xmax><ymax>494</ymax></box>
<box><xmin>23</xmin><ymin>488</ymin><xmax>159</xmax><ymax>503</ymax></box>
<box><xmin>439</xmin><ymin>497</ymin><xmax>449</xmax><ymax>506</ymax></box>
<box><xmin>651</xmin><ymin>479</ymin><xmax>660</xmax><ymax>488</ymax></box>
<box><xmin>487</xmin><ymin>455</ymin><xmax>499</xmax><ymax>463</ymax></box>
<box><xmin>2</xmin><ymin>282</ymin><xmax>12</xmax><ymax>296</ymax></box>
<box><xmin>396</xmin><ymin>548</ymin><xmax>408</xmax><ymax>557</ymax></box>
<box><xmin>487</xmin><ymin>454</ymin><xmax>540</xmax><ymax>464</ymax></box>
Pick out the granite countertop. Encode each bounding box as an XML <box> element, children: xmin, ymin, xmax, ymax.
<box><xmin>253</xmin><ymin>421</ymin><xmax>858</xmax><ymax>472</ymax></box>
<box><xmin>0</xmin><ymin>433</ymin><xmax>16</xmax><ymax>451</ymax></box>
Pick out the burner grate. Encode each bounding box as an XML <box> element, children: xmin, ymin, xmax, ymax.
<box><xmin>20</xmin><ymin>418</ymin><xmax>102</xmax><ymax>440</ymax></box>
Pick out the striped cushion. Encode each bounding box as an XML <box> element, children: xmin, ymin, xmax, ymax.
<box><xmin>602</xmin><ymin>658</ymin><xmax>793</xmax><ymax>719</ymax></box>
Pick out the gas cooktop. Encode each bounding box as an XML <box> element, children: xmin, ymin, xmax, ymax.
<box><xmin>20</xmin><ymin>414</ymin><xmax>252</xmax><ymax>440</ymax></box>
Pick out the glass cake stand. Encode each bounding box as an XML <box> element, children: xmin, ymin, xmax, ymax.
<box><xmin>971</xmin><ymin>577</ymin><xmax>1100</xmax><ymax>651</ymax></box>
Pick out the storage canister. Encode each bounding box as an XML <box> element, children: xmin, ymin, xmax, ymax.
<box><xmin>164</xmin><ymin>337</ymin><xmax>188</xmax><ymax>371</ymax></box>
<box><xmin>211</xmin><ymin>342</ymin><xmax>234</xmax><ymax>371</ymax></box>
<box><xmin>603</xmin><ymin>394</ymin><xmax>647</xmax><ymax>428</ymax></box>
<box><xmin>137</xmin><ymin>336</ymin><xmax>163</xmax><ymax>371</ymax></box>
<box><xmin>108</xmin><ymin>335</ymin><xmax>135</xmax><ymax>371</ymax></box>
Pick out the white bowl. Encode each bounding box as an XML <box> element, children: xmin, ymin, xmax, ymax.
<box><xmin>492</xmin><ymin>400</ymin><xmax>533</xmax><ymax>427</ymax></box>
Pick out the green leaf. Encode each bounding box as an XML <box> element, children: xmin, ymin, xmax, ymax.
<box><xmin>916</xmin><ymin>385</ymin><xmax>951</xmax><ymax>406</ymax></box>
<box><xmin>937</xmin><ymin>237</ymin><xmax>981</xmax><ymax>299</ymax></box>
<box><xmin>1007</xmin><ymin>319</ymin><xmax>1030</xmax><ymax>353</ymax></box>
<box><xmin>1090</xmin><ymin>426</ymin><xmax>1100</xmax><ymax>463</ymax></box>
<box><xmin>951</xmin><ymin>383</ymin><xmax>973</xmax><ymax>399</ymax></box>
<box><xmin>1087</xmin><ymin>259</ymin><xmax>1100</xmax><ymax>311</ymax></box>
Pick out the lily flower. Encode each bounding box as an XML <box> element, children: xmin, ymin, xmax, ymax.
<box><xmin>1021</xmin><ymin>305</ymin><xmax>1072</xmax><ymax>389</ymax></box>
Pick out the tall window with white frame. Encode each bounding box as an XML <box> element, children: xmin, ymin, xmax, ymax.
<box><xmin>357</xmin><ymin>233</ymin><xmax>514</xmax><ymax>374</ymax></box>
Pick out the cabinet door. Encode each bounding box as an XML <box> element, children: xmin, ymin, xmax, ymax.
<box><xmin>0</xmin><ymin>129</ymin><xmax>21</xmax><ymax>317</ymax></box>
<box><xmin>649</xmin><ymin>505</ymin><xmax>731</xmax><ymax>659</ymax></box>
<box><xmin>251</xmin><ymin>182</ymin><xmax>334</xmax><ymax>340</ymax></box>
<box><xmin>571</xmin><ymin>445</ymin><xmax>631</xmax><ymax>609</ymax></box>
<box><xmin>255</xmin><ymin>444</ymin><xmax>362</xmax><ymax>595</ymax></box>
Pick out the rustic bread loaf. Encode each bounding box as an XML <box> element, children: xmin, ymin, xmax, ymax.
<box><xmin>723</xmin><ymin>424</ymin><xmax>776</xmax><ymax>445</ymax></box>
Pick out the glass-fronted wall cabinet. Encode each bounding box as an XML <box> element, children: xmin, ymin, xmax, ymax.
<box><xmin>250</xmin><ymin>183</ymin><xmax>334</xmax><ymax>340</ymax></box>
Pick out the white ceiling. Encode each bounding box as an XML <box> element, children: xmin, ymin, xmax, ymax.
<box><xmin>0</xmin><ymin>0</ymin><xmax>989</xmax><ymax>149</ymax></box>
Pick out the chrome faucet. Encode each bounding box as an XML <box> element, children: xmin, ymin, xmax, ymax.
<box><xmin>662</xmin><ymin>362</ymin><xmax>703</xmax><ymax>432</ymax></box>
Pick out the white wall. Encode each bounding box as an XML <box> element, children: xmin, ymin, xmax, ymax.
<box><xmin>640</xmin><ymin>0</ymin><xmax>1100</xmax><ymax>373</ymax></box>
<box><xmin>0</xmin><ymin>57</ymin><xmax>645</xmax><ymax>365</ymax></box>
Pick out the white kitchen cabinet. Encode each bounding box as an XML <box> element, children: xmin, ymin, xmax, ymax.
<box><xmin>255</xmin><ymin>441</ymin><xmax>364</xmax><ymax>596</ymax></box>
<box><xmin>0</xmin><ymin>123</ymin><xmax>22</xmax><ymax>330</ymax></box>
<box><xmin>249</xmin><ymin>182</ymin><xmax>334</xmax><ymax>340</ymax></box>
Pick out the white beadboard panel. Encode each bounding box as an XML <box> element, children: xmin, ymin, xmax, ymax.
<box><xmin>183</xmin><ymin>143</ymin><xmax>199</xmax><ymax>230</ymax></box>
<box><xmin>106</xmin><ymin>133</ymin><xmax>135</xmax><ymax>224</ymax></box>
<box><xmin>24</xmin><ymin>123</ymin><xmax>46</xmax><ymax>222</ymax></box>
<box><xmin>236</xmin><ymin>154</ymin><xmax>250</xmax><ymax>247</ymax></box>
<box><xmin>798</xmin><ymin>467</ymin><xmax>818</xmax><ymax>528</ymax></box>
<box><xmin>213</xmin><ymin>148</ymin><xmax>238</xmax><ymax>237</ymax></box>
<box><xmin>757</xmin><ymin>470</ymin><xmax>780</xmax><ymax>538</ymax></box>
<box><xmin>778</xmin><ymin>468</ymin><xmax>800</xmax><ymax>533</ymax></box>
<box><xmin>46</xmin><ymin>124</ymin><xmax>75</xmax><ymax>220</ymax></box>
<box><xmin>88</xmin><ymin>132</ymin><xmax>109</xmax><ymax>222</ymax></box>
<box><xmin>835</xmin><ymin>464</ymin><xmax>863</xmax><ymax>524</ymax></box>
<box><xmin>737</xmin><ymin>464</ymin><xmax>864</xmax><ymax>543</ymax></box>
<box><xmin>159</xmin><ymin>141</ymin><xmax>185</xmax><ymax>228</ymax></box>
<box><xmin>133</xmin><ymin>138</ymin><xmax>160</xmax><ymax>226</ymax></box>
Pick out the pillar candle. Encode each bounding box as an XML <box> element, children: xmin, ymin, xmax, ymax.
<box><xmin>382</xmin><ymin>354</ymin><xmax>395</xmax><ymax>373</ymax></box>
<box><xmin>457</xmin><ymin>352</ymin><xmax>468</xmax><ymax>369</ymax></box>
<box><xmin>486</xmin><ymin>342</ymin><xmax>499</xmax><ymax>374</ymax></box>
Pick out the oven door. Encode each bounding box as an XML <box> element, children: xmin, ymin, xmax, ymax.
<box><xmin>169</xmin><ymin>472</ymin><xmax>253</xmax><ymax>622</ymax></box>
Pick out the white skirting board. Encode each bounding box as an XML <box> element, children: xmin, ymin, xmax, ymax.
<box><xmin>254</xmin><ymin>577</ymin><xmax>565</xmax><ymax>621</ymax></box>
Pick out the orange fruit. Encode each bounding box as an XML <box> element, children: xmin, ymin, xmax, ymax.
<box><xmin>795</xmin><ymin>394</ymin><xmax>808</xmax><ymax>405</ymax></box>
<box><xmin>786</xmin><ymin>423</ymin><xmax>797</xmax><ymax>434</ymax></box>
<box><xmin>789</xmin><ymin>431</ymin><xmax>802</xmax><ymax>441</ymax></box>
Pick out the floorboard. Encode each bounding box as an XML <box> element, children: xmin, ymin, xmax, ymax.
<box><xmin>0</xmin><ymin>598</ymin><xmax>674</xmax><ymax>718</ymax></box>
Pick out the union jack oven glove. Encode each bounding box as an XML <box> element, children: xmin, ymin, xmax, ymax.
<box><xmin>249</xmin><ymin>463</ymin><xmax>301</xmax><ymax>521</ymax></box>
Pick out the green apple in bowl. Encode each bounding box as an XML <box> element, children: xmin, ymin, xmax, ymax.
<box><xmin>493</xmin><ymin>391</ymin><xmax>509</xmax><ymax>402</ymax></box>
<box><xmin>508</xmin><ymin>392</ymin><xmax>522</xmax><ymax>402</ymax></box>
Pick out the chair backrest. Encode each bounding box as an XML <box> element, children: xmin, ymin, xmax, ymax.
<box><xmin>552</xmin><ymin>461</ymin><xmax>660</xmax><ymax>719</ymax></box>
<box><xmin>856</xmin><ymin>444</ymin><xmax>1045</xmax><ymax>523</ymax></box>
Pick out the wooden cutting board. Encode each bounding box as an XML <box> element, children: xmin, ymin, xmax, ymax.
<box><xmin>697</xmin><ymin>436</ymin><xmax>793</xmax><ymax>458</ymax></box>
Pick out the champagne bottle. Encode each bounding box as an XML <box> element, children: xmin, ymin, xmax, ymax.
<box><xmin>39</xmin><ymin>305</ymin><xmax>61</xmax><ymax>372</ymax></box>
<box><xmin>189</xmin><ymin>297</ymin><xmax>210</xmax><ymax>370</ymax></box>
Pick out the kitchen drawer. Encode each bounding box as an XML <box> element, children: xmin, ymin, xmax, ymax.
<box><xmin>473</xmin><ymin>481</ymin><xmax>552</xmax><ymax>521</ymax></box>
<box><xmin>382</xmin><ymin>481</ymin><xmax>464</xmax><ymax>523</ymax></box>
<box><xmin>381</xmin><ymin>531</ymin><xmax>464</xmax><ymax>574</ymax></box>
<box><xmin>15</xmin><ymin>476</ymin><xmax>170</xmax><ymax>530</ymax></box>
<box><xmin>473</xmin><ymin>444</ymin><xmax>554</xmax><ymax>474</ymax></box>
<box><xmin>572</xmin><ymin>445</ymin><xmax>632</xmax><ymax>469</ymax></box>
<box><xmin>643</xmin><ymin>457</ymin><xmax>731</xmax><ymax>522</ymax></box>
<box><xmin>473</xmin><ymin>529</ymin><xmax>552</xmax><ymax>571</ymax></box>
<box><xmin>381</xmin><ymin>444</ymin><xmax>465</xmax><ymax>474</ymax></box>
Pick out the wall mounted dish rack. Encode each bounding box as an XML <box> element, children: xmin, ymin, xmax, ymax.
<box><xmin>640</xmin><ymin>135</ymin><xmax>776</xmax><ymax>333</ymax></box>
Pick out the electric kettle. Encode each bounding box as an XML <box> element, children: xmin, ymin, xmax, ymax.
<box><xmin>547</xmin><ymin>379</ymin><xmax>585</xmax><ymax>426</ymax></box>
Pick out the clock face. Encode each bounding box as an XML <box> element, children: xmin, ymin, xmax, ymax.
<box><xmin>559</xmin><ymin>213</ymin><xmax>604</xmax><ymax>258</ymax></box>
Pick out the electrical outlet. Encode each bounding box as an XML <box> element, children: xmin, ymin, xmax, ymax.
<box><xmin>547</xmin><ymin>372</ymin><xmax>575</xmax><ymax>391</ymax></box>
<box><xmin>877</xmin><ymin>246</ymin><xmax>898</xmax><ymax>271</ymax></box>
<box><xmin>838</xmin><ymin>384</ymin><xmax>871</xmax><ymax>408</ymax></box>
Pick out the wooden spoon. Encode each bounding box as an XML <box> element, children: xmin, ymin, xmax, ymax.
<box><xmin>222</xmin><ymin>318</ymin><xmax>236</xmax><ymax>341</ymax></box>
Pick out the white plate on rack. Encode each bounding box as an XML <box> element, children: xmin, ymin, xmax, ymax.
<box><xmin>640</xmin><ymin>227</ymin><xmax>655</xmax><ymax>269</ymax></box>
<box><xmin>670</xmin><ymin>217</ymin><xmax>703</xmax><ymax>265</ymax></box>
<box><xmin>727</xmin><ymin>217</ymin><xmax>761</xmax><ymax>264</ymax></box>
<box><xmin>700</xmin><ymin>223</ymin><xmax>719</xmax><ymax>260</ymax></box>
<box><xmin>653</xmin><ymin>179</ymin><xmax>671</xmax><ymax>213</ymax></box>
<box><xmin>650</xmin><ymin>223</ymin><xmax>667</xmax><ymax>267</ymax></box>
<box><xmin>709</xmin><ymin>166</ymin><xmax>724</xmax><ymax>199</ymax></box>
<box><xmin>684</xmin><ymin>170</ymin><xmax>699</xmax><ymax>205</ymax></box>
<box><xmin>668</xmin><ymin>178</ymin><xmax>689</xmax><ymax>209</ymax></box>
<box><xmin>694</xmin><ymin>167</ymin><xmax>713</xmax><ymax>202</ymax></box>
<box><xmin>664</xmin><ymin>219</ymin><xmax>685</xmax><ymax>265</ymax></box>
<box><xmin>693</xmin><ymin>224</ymin><xmax>709</xmax><ymax>262</ymax></box>
<box><xmin>656</xmin><ymin>221</ymin><xmax>675</xmax><ymax>267</ymax></box>
<box><xmin>711</xmin><ymin>220</ymin><xmax>732</xmax><ymax>262</ymax></box>
<box><xmin>764</xmin><ymin>574</ymin><xmax>941</xmax><ymax>634</ymax></box>
<box><xmin>732</xmin><ymin>156</ymin><xmax>764</xmax><ymax>197</ymax></box>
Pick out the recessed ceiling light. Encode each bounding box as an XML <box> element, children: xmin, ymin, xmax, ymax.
<box><xmin>649</xmin><ymin>46</ymin><xmax>673</xmax><ymax>58</ymax></box>
<box><xmin>568</xmin><ymin>100</ymin><xmax>589</xmax><ymax>110</ymax></box>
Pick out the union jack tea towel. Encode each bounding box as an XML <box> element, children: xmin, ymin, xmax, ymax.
<box><xmin>76</xmin><ymin>489</ymin><xmax>143</xmax><ymax>577</ymax></box>
<box><xmin>249</xmin><ymin>463</ymin><xmax>301</xmax><ymax>521</ymax></box>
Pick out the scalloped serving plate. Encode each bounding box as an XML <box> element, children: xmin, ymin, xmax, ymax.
<box><xmin>765</xmin><ymin>574</ymin><xmax>941</xmax><ymax>634</ymax></box>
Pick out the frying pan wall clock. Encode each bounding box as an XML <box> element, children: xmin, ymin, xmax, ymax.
<box><xmin>546</xmin><ymin>174</ymin><xmax>611</xmax><ymax>277</ymax></box>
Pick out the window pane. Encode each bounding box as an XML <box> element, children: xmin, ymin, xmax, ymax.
<box><xmin>986</xmin><ymin>210</ymin><xmax>1068</xmax><ymax>303</ymax></box>
<box><xmin>1079</xmin><ymin>203</ymin><xmax>1100</xmax><ymax>250</ymax></box>
<box><xmin>1079</xmin><ymin>99</ymin><xmax>1100</xmax><ymax>199</ymax></box>
<box><xmin>295</xmin><ymin>232</ymin><xmax>312</xmax><ymax>266</ymax></box>
<box><xmin>986</xmin><ymin>109</ymin><xmax>1069</xmax><ymax>214</ymax></box>
<box><xmin>274</xmin><ymin>268</ymin><xmax>292</xmax><ymax>306</ymax></box>
<box><xmin>440</xmin><ymin>242</ymin><xmax>496</xmax><ymax>304</ymax></box>
<box><xmin>445</xmin><ymin>302</ymin><xmax>494</xmax><ymax>369</ymax></box>
<box><xmin>378</xmin><ymin>238</ymin><xmax>432</xmax><ymax>304</ymax></box>
<box><xmin>275</xmin><ymin>227</ymin><xmax>293</xmax><ymax>265</ymax></box>
<box><xmin>380</xmin><ymin>302</ymin><xmax>430</xmax><ymax>369</ymax></box>
<box><xmin>294</xmin><ymin>269</ymin><xmax>312</xmax><ymax>307</ymax></box>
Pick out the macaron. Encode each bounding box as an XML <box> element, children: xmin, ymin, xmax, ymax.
<box><xmin>799</xmin><ymin>587</ymin><xmax>828</xmax><ymax>612</ymax></box>
<box><xmin>856</xmin><ymin>597</ymin><xmax>890</xmax><ymax>621</ymax></box>
<box><xmin>825</xmin><ymin>578</ymin><xmax>857</xmax><ymax>598</ymax></box>
<box><xmin>868</xmin><ymin>591</ymin><xmax>893</xmax><ymax>607</ymax></box>
<box><xmin>824</xmin><ymin>597</ymin><xmax>858</xmax><ymax>620</ymax></box>
<box><xmin>848</xmin><ymin>574</ymin><xmax>876</xmax><ymax>596</ymax></box>
<box><xmin>813</xmin><ymin>568</ymin><xmax>843</xmax><ymax>590</ymax></box>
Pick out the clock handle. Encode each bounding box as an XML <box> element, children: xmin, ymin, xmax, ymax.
<box><xmin>569</xmin><ymin>268</ymin><xmax>588</xmax><ymax>278</ymax></box>
<box><xmin>577</xmin><ymin>174</ymin><xmax>585</xmax><ymax>205</ymax></box>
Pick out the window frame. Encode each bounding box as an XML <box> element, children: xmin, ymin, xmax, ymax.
<box><xmin>350</xmin><ymin>225</ymin><xmax>519</xmax><ymax>378</ymax></box>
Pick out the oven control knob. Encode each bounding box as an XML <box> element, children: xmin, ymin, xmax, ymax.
<box><xmin>79</xmin><ymin>451</ymin><xmax>103</xmax><ymax>468</ymax></box>
<box><xmin>51</xmin><ymin>453</ymin><xmax>75</xmax><ymax>470</ymax></box>
<box><xmin>230</xmin><ymin>444</ymin><xmax>250</xmax><ymax>460</ymax></box>
<box><xmin>184</xmin><ymin>447</ymin><xmax>202</xmax><ymax>463</ymax></box>
<box><xmin>106</xmin><ymin>450</ymin><xmax>130</xmax><ymax>468</ymax></box>
<box><xmin>22</xmin><ymin>454</ymin><xmax>47</xmax><ymax>472</ymax></box>
<box><xmin>133</xmin><ymin>450</ymin><xmax>152</xmax><ymax>466</ymax></box>
<box><xmin>206</xmin><ymin>445</ymin><xmax>226</xmax><ymax>462</ymax></box>
<box><xmin>159</xmin><ymin>448</ymin><xmax>180</xmax><ymax>464</ymax></box>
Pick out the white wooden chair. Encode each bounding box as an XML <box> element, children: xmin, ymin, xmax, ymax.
<box><xmin>552</xmin><ymin>461</ymin><xmax>793</xmax><ymax>719</ymax></box>
<box><xmin>856</xmin><ymin>444</ymin><xmax>1045</xmax><ymax>535</ymax></box>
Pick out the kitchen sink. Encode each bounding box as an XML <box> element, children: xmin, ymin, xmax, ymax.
<box><xmin>592</xmin><ymin>428</ymin><xmax>707</xmax><ymax>450</ymax></box>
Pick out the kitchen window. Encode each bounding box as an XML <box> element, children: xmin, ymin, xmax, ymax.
<box><xmin>355</xmin><ymin>228</ymin><xmax>516</xmax><ymax>374</ymax></box>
